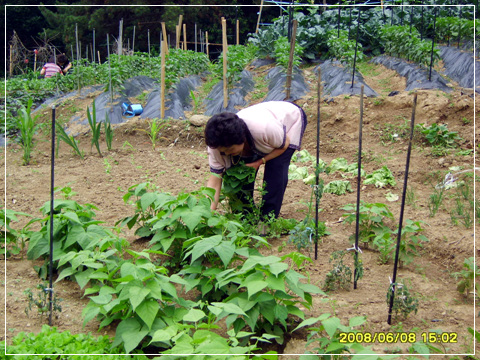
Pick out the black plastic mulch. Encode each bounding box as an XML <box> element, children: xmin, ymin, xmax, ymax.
<box><xmin>314</xmin><ymin>60</ymin><xmax>378</xmax><ymax>100</ymax></box>
<box><xmin>370</xmin><ymin>55</ymin><xmax>452</xmax><ymax>93</ymax></box>
<box><xmin>439</xmin><ymin>46</ymin><xmax>479</xmax><ymax>93</ymax></box>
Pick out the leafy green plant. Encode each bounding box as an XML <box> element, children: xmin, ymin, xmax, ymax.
<box><xmin>373</xmin><ymin>231</ymin><xmax>395</xmax><ymax>265</ymax></box>
<box><xmin>274</xmin><ymin>36</ymin><xmax>304</xmax><ymax>71</ymax></box>
<box><xmin>419</xmin><ymin>123</ymin><xmax>461</xmax><ymax>148</ymax></box>
<box><xmin>221</xmin><ymin>163</ymin><xmax>257</xmax><ymax>214</ymax></box>
<box><xmin>86</xmin><ymin>100</ymin><xmax>102</xmax><ymax>156</ymax></box>
<box><xmin>364</xmin><ymin>166</ymin><xmax>396</xmax><ymax>188</ymax></box>
<box><xmin>342</xmin><ymin>201</ymin><xmax>394</xmax><ymax>248</ymax></box>
<box><xmin>294</xmin><ymin>314</ymin><xmax>376</xmax><ymax>357</ymax></box>
<box><xmin>323</xmin><ymin>180</ymin><xmax>353</xmax><ymax>195</ymax></box>
<box><xmin>24</xmin><ymin>282</ymin><xmax>62</xmax><ymax>320</ymax></box>
<box><xmin>379</xmin><ymin>25</ymin><xmax>440</xmax><ymax>67</ymax></box>
<box><xmin>104</xmin><ymin>112</ymin><xmax>114</xmax><ymax>151</ymax></box>
<box><xmin>326</xmin><ymin>29</ymin><xmax>364</xmax><ymax>68</ymax></box>
<box><xmin>452</xmin><ymin>257</ymin><xmax>479</xmax><ymax>297</ymax></box>
<box><xmin>1</xmin><ymin>208</ymin><xmax>31</xmax><ymax>257</ymax></box>
<box><xmin>289</xmin><ymin>218</ymin><xmax>327</xmax><ymax>252</ymax></box>
<box><xmin>16</xmin><ymin>98</ymin><xmax>41</xmax><ymax>165</ymax></box>
<box><xmin>428</xmin><ymin>185</ymin><xmax>445</xmax><ymax>217</ymax></box>
<box><xmin>25</xmin><ymin>198</ymin><xmax>109</xmax><ymax>278</ymax></box>
<box><xmin>395</xmin><ymin>219</ymin><xmax>429</xmax><ymax>267</ymax></box>
<box><xmin>136</xmin><ymin>118</ymin><xmax>168</xmax><ymax>150</ymax></box>
<box><xmin>55</xmin><ymin>122</ymin><xmax>84</xmax><ymax>159</ymax></box>
<box><xmin>387</xmin><ymin>280</ymin><xmax>419</xmax><ymax>320</ymax></box>
<box><xmin>4</xmin><ymin>324</ymin><xmax>141</xmax><ymax>358</ymax></box>
<box><xmin>323</xmin><ymin>250</ymin><xmax>352</xmax><ymax>291</ymax></box>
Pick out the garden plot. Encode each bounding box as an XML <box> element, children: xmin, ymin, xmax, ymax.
<box><xmin>2</xmin><ymin>58</ymin><xmax>476</xmax><ymax>357</ymax></box>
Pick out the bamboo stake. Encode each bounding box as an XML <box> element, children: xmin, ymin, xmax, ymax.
<box><xmin>148</xmin><ymin>29</ymin><xmax>151</xmax><ymax>58</ymax></box>
<box><xmin>195</xmin><ymin>23</ymin><xmax>198</xmax><ymax>52</ymax></box>
<box><xmin>9</xmin><ymin>44</ymin><xmax>13</xmax><ymax>76</ymax></box>
<box><xmin>176</xmin><ymin>25</ymin><xmax>180</xmax><ymax>49</ymax></box>
<box><xmin>34</xmin><ymin>52</ymin><xmax>37</xmax><ymax>73</ymax></box>
<box><xmin>236</xmin><ymin>19</ymin><xmax>240</xmax><ymax>45</ymax></box>
<box><xmin>176</xmin><ymin>15</ymin><xmax>183</xmax><ymax>49</ymax></box>
<box><xmin>285</xmin><ymin>19</ymin><xmax>298</xmax><ymax>100</ymax></box>
<box><xmin>161</xmin><ymin>40</ymin><xmax>166</xmax><ymax>120</ymax></box>
<box><xmin>206</xmin><ymin>31</ymin><xmax>209</xmax><ymax>57</ymax></box>
<box><xmin>161</xmin><ymin>22</ymin><xmax>169</xmax><ymax>55</ymax></box>
<box><xmin>97</xmin><ymin>51</ymin><xmax>101</xmax><ymax>64</ymax></box>
<box><xmin>183</xmin><ymin>24</ymin><xmax>187</xmax><ymax>50</ymax></box>
<box><xmin>256</xmin><ymin>0</ymin><xmax>264</xmax><ymax>34</ymax></box>
<box><xmin>93</xmin><ymin>28</ymin><xmax>96</xmax><ymax>64</ymax></box>
<box><xmin>222</xmin><ymin>17</ymin><xmax>228</xmax><ymax>109</ymax></box>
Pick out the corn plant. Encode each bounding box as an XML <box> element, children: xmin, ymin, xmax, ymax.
<box><xmin>55</xmin><ymin>123</ymin><xmax>84</xmax><ymax>159</ymax></box>
<box><xmin>138</xmin><ymin>118</ymin><xmax>168</xmax><ymax>150</ymax></box>
<box><xmin>104</xmin><ymin>112</ymin><xmax>114</xmax><ymax>151</ymax></box>
<box><xmin>16</xmin><ymin>98</ymin><xmax>40</xmax><ymax>165</ymax></box>
<box><xmin>86</xmin><ymin>101</ymin><xmax>102</xmax><ymax>156</ymax></box>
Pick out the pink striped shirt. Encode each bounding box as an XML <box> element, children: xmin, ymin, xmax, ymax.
<box><xmin>208</xmin><ymin>101</ymin><xmax>306</xmax><ymax>173</ymax></box>
<box><xmin>42</xmin><ymin>63</ymin><xmax>62</xmax><ymax>78</ymax></box>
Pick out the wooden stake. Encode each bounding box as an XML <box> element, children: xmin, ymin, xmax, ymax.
<box><xmin>236</xmin><ymin>20</ymin><xmax>240</xmax><ymax>45</ymax></box>
<box><xmin>285</xmin><ymin>19</ymin><xmax>298</xmax><ymax>100</ymax></box>
<box><xmin>161</xmin><ymin>22</ymin><xmax>169</xmax><ymax>55</ymax></box>
<box><xmin>97</xmin><ymin>51</ymin><xmax>101</xmax><ymax>64</ymax></box>
<box><xmin>34</xmin><ymin>52</ymin><xmax>37</xmax><ymax>73</ymax></box>
<box><xmin>176</xmin><ymin>15</ymin><xmax>183</xmax><ymax>49</ymax></box>
<box><xmin>222</xmin><ymin>18</ymin><xmax>228</xmax><ymax>109</ymax></box>
<box><xmin>206</xmin><ymin>31</ymin><xmax>209</xmax><ymax>57</ymax></box>
<box><xmin>256</xmin><ymin>0</ymin><xmax>264</xmax><ymax>34</ymax></box>
<box><xmin>9</xmin><ymin>44</ymin><xmax>13</xmax><ymax>76</ymax></box>
<box><xmin>183</xmin><ymin>23</ymin><xmax>187</xmax><ymax>50</ymax></box>
<box><xmin>118</xmin><ymin>18</ymin><xmax>123</xmax><ymax>56</ymax></box>
<box><xmin>161</xmin><ymin>40</ymin><xmax>166</xmax><ymax>120</ymax></box>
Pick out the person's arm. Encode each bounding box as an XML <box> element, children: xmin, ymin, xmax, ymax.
<box><xmin>245</xmin><ymin>135</ymin><xmax>291</xmax><ymax>171</ymax></box>
<box><xmin>40</xmin><ymin>67</ymin><xmax>46</xmax><ymax>76</ymax></box>
<box><xmin>206</xmin><ymin>173</ymin><xmax>223</xmax><ymax>210</ymax></box>
<box><xmin>63</xmin><ymin>62</ymin><xmax>72</xmax><ymax>74</ymax></box>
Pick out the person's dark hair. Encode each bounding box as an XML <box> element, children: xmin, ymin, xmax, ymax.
<box><xmin>205</xmin><ymin>112</ymin><xmax>248</xmax><ymax>148</ymax></box>
<box><xmin>57</xmin><ymin>54</ymin><xmax>68</xmax><ymax>64</ymax></box>
<box><xmin>48</xmin><ymin>56</ymin><xmax>56</xmax><ymax>63</ymax></box>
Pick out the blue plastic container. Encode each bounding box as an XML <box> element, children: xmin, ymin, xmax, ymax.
<box><xmin>122</xmin><ymin>103</ymin><xmax>143</xmax><ymax>117</ymax></box>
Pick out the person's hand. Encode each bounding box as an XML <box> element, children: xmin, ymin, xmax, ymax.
<box><xmin>245</xmin><ymin>159</ymin><xmax>263</xmax><ymax>171</ymax></box>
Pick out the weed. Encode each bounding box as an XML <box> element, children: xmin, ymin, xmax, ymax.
<box><xmin>428</xmin><ymin>186</ymin><xmax>445</xmax><ymax>217</ymax></box>
<box><xmin>453</xmin><ymin>257</ymin><xmax>479</xmax><ymax>297</ymax></box>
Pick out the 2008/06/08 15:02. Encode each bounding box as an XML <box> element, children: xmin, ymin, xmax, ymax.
<box><xmin>339</xmin><ymin>331</ymin><xmax>458</xmax><ymax>344</ymax></box>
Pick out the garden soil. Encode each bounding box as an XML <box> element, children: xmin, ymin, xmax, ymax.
<box><xmin>1</xmin><ymin>61</ymin><xmax>478</xmax><ymax>357</ymax></box>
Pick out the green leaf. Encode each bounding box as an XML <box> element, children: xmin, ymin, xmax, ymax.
<box><xmin>115</xmin><ymin>318</ymin><xmax>149</xmax><ymax>353</ymax></box>
<box><xmin>247</xmin><ymin>280</ymin><xmax>268</xmax><ymax>299</ymax></box>
<box><xmin>183</xmin><ymin>308</ymin><xmax>206</xmax><ymax>322</ymax></box>
<box><xmin>150</xmin><ymin>325</ymin><xmax>178</xmax><ymax>344</ymax></box>
<box><xmin>136</xmin><ymin>298</ymin><xmax>159</xmax><ymax>330</ymax></box>
<box><xmin>349</xmin><ymin>316</ymin><xmax>366</xmax><ymax>328</ymax></box>
<box><xmin>213</xmin><ymin>241</ymin><xmax>236</xmax><ymax>267</ymax></box>
<box><xmin>322</xmin><ymin>316</ymin><xmax>341</xmax><ymax>338</ymax></box>
<box><xmin>140</xmin><ymin>192</ymin><xmax>158</xmax><ymax>211</ymax></box>
<box><xmin>129</xmin><ymin>287</ymin><xmax>151</xmax><ymax>311</ymax></box>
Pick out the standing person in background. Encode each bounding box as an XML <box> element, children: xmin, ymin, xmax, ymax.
<box><xmin>56</xmin><ymin>54</ymin><xmax>72</xmax><ymax>75</ymax></box>
<box><xmin>204</xmin><ymin>101</ymin><xmax>307</xmax><ymax>225</ymax></box>
<box><xmin>40</xmin><ymin>56</ymin><xmax>63</xmax><ymax>78</ymax></box>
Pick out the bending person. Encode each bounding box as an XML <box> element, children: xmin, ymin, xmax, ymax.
<box><xmin>205</xmin><ymin>101</ymin><xmax>307</xmax><ymax>220</ymax></box>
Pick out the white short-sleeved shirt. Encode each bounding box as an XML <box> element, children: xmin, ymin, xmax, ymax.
<box><xmin>208</xmin><ymin>101</ymin><xmax>306</xmax><ymax>174</ymax></box>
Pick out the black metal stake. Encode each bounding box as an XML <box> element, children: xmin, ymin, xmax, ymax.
<box><xmin>337</xmin><ymin>6</ymin><xmax>341</xmax><ymax>38</ymax></box>
<box><xmin>48</xmin><ymin>105</ymin><xmax>56</xmax><ymax>326</ymax></box>
<box><xmin>387</xmin><ymin>93</ymin><xmax>418</xmax><ymax>325</ymax></box>
<box><xmin>351</xmin><ymin>9</ymin><xmax>361</xmax><ymax>89</ymax></box>
<box><xmin>428</xmin><ymin>8</ymin><xmax>437</xmax><ymax>82</ymax></box>
<box><xmin>353</xmin><ymin>85</ymin><xmax>364</xmax><ymax>290</ymax></box>
<box><xmin>457</xmin><ymin>7</ymin><xmax>462</xmax><ymax>49</ymax></box>
<box><xmin>314</xmin><ymin>67</ymin><xmax>322</xmax><ymax>261</ymax></box>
